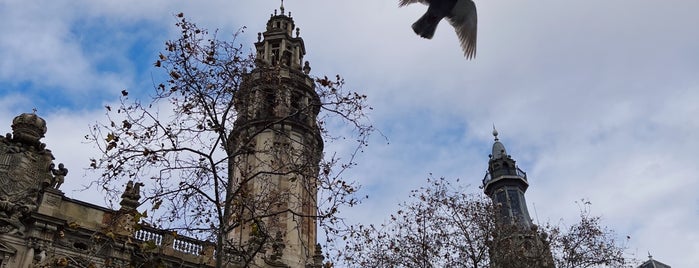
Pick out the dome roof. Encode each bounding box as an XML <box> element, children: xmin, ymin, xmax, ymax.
<box><xmin>492</xmin><ymin>141</ymin><xmax>507</xmax><ymax>159</ymax></box>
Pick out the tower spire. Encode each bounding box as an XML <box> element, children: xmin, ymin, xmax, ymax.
<box><xmin>255</xmin><ymin>2</ymin><xmax>306</xmax><ymax>69</ymax></box>
<box><xmin>492</xmin><ymin>124</ymin><xmax>499</xmax><ymax>141</ymax></box>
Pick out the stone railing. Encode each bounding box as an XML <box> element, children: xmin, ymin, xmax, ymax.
<box><xmin>173</xmin><ymin>235</ymin><xmax>205</xmax><ymax>255</ymax></box>
<box><xmin>483</xmin><ymin>166</ymin><xmax>528</xmax><ymax>186</ymax></box>
<box><xmin>132</xmin><ymin>225</ymin><xmax>215</xmax><ymax>265</ymax></box>
<box><xmin>133</xmin><ymin>228</ymin><xmax>163</xmax><ymax>246</ymax></box>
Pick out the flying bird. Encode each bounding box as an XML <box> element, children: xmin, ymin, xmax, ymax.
<box><xmin>400</xmin><ymin>0</ymin><xmax>478</xmax><ymax>59</ymax></box>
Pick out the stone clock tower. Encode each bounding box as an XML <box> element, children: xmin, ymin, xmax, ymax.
<box><xmin>227</xmin><ymin>2</ymin><xmax>324</xmax><ymax>267</ymax></box>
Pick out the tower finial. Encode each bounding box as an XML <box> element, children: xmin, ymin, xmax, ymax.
<box><xmin>492</xmin><ymin>124</ymin><xmax>499</xmax><ymax>141</ymax></box>
<box><xmin>280</xmin><ymin>0</ymin><xmax>285</xmax><ymax>15</ymax></box>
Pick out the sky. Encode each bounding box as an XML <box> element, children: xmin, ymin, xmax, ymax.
<box><xmin>1</xmin><ymin>0</ymin><xmax>698</xmax><ymax>266</ymax></box>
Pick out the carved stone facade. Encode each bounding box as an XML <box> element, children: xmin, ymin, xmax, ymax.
<box><xmin>0</xmin><ymin>114</ymin><xmax>218</xmax><ymax>268</ymax></box>
<box><xmin>0</xmin><ymin>4</ymin><xmax>327</xmax><ymax>268</ymax></box>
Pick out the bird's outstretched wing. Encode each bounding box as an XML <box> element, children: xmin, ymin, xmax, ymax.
<box><xmin>399</xmin><ymin>0</ymin><xmax>428</xmax><ymax>7</ymax></box>
<box><xmin>447</xmin><ymin>0</ymin><xmax>477</xmax><ymax>59</ymax></box>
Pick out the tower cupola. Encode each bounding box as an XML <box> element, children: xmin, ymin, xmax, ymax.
<box><xmin>483</xmin><ymin>128</ymin><xmax>532</xmax><ymax>228</ymax></box>
<box><xmin>255</xmin><ymin>0</ymin><xmax>308</xmax><ymax>70</ymax></box>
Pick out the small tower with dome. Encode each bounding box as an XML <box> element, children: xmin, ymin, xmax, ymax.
<box><xmin>483</xmin><ymin>128</ymin><xmax>554</xmax><ymax>267</ymax></box>
<box><xmin>483</xmin><ymin>128</ymin><xmax>533</xmax><ymax>228</ymax></box>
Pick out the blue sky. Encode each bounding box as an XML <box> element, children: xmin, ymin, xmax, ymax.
<box><xmin>1</xmin><ymin>0</ymin><xmax>698</xmax><ymax>266</ymax></box>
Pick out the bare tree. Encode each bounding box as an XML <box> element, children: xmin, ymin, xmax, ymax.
<box><xmin>340</xmin><ymin>178</ymin><xmax>634</xmax><ymax>268</ymax></box>
<box><xmin>86</xmin><ymin>13</ymin><xmax>372</xmax><ymax>267</ymax></box>
<box><xmin>546</xmin><ymin>200</ymin><xmax>631</xmax><ymax>268</ymax></box>
<box><xmin>339</xmin><ymin>178</ymin><xmax>494</xmax><ymax>268</ymax></box>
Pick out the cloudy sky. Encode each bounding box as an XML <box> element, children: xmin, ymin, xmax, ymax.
<box><xmin>1</xmin><ymin>0</ymin><xmax>697</xmax><ymax>266</ymax></box>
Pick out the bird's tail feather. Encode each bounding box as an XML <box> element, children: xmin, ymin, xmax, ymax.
<box><xmin>412</xmin><ymin>13</ymin><xmax>439</xmax><ymax>39</ymax></box>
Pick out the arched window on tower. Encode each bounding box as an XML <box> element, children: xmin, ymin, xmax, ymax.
<box><xmin>282</xmin><ymin>50</ymin><xmax>291</xmax><ymax>66</ymax></box>
<box><xmin>257</xmin><ymin>89</ymin><xmax>276</xmax><ymax>118</ymax></box>
<box><xmin>290</xmin><ymin>91</ymin><xmax>303</xmax><ymax>122</ymax></box>
<box><xmin>496</xmin><ymin>190</ymin><xmax>509</xmax><ymax>222</ymax></box>
<box><xmin>508</xmin><ymin>189</ymin><xmax>522</xmax><ymax>223</ymax></box>
<box><xmin>271</xmin><ymin>43</ymin><xmax>280</xmax><ymax>66</ymax></box>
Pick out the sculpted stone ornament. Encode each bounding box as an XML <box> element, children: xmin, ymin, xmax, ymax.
<box><xmin>119</xmin><ymin>180</ymin><xmax>144</xmax><ymax>211</ymax></box>
<box><xmin>264</xmin><ymin>231</ymin><xmax>289</xmax><ymax>267</ymax></box>
<box><xmin>0</xmin><ymin>194</ymin><xmax>38</xmax><ymax>235</ymax></box>
<box><xmin>11</xmin><ymin>112</ymin><xmax>46</xmax><ymax>147</ymax></box>
<box><xmin>50</xmin><ymin>163</ymin><xmax>68</xmax><ymax>189</ymax></box>
<box><xmin>0</xmin><ymin>113</ymin><xmax>52</xmax><ymax>235</ymax></box>
<box><xmin>122</xmin><ymin>181</ymin><xmax>143</xmax><ymax>200</ymax></box>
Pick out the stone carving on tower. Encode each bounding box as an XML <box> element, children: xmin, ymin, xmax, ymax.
<box><xmin>483</xmin><ymin>128</ymin><xmax>554</xmax><ymax>267</ymax></box>
<box><xmin>227</xmin><ymin>2</ymin><xmax>324</xmax><ymax>267</ymax></box>
<box><xmin>0</xmin><ymin>113</ymin><xmax>63</xmax><ymax>236</ymax></box>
